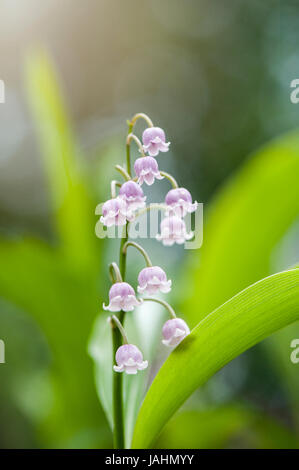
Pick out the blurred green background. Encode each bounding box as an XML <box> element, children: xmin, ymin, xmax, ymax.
<box><xmin>0</xmin><ymin>0</ymin><xmax>299</xmax><ymax>448</ymax></box>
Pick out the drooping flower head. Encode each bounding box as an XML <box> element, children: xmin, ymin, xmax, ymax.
<box><xmin>119</xmin><ymin>181</ymin><xmax>146</xmax><ymax>211</ymax></box>
<box><xmin>113</xmin><ymin>344</ymin><xmax>148</xmax><ymax>375</ymax></box>
<box><xmin>134</xmin><ymin>156</ymin><xmax>164</xmax><ymax>186</ymax></box>
<box><xmin>162</xmin><ymin>318</ymin><xmax>190</xmax><ymax>347</ymax></box>
<box><xmin>137</xmin><ymin>266</ymin><xmax>172</xmax><ymax>295</ymax></box>
<box><xmin>100</xmin><ymin>197</ymin><xmax>134</xmax><ymax>227</ymax></box>
<box><xmin>165</xmin><ymin>187</ymin><xmax>198</xmax><ymax>218</ymax></box>
<box><xmin>142</xmin><ymin>127</ymin><xmax>170</xmax><ymax>157</ymax></box>
<box><xmin>103</xmin><ymin>282</ymin><xmax>141</xmax><ymax>312</ymax></box>
<box><xmin>156</xmin><ymin>216</ymin><xmax>194</xmax><ymax>246</ymax></box>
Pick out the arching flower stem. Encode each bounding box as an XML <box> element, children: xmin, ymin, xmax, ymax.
<box><xmin>134</xmin><ymin>203</ymin><xmax>168</xmax><ymax>219</ymax></box>
<box><xmin>159</xmin><ymin>171</ymin><xmax>179</xmax><ymax>189</ymax></box>
<box><xmin>122</xmin><ymin>241</ymin><xmax>152</xmax><ymax>267</ymax></box>
<box><xmin>127</xmin><ymin>113</ymin><xmax>154</xmax><ymax>129</ymax></box>
<box><xmin>109</xmin><ymin>262</ymin><xmax>123</xmax><ymax>283</ymax></box>
<box><xmin>127</xmin><ymin>133</ymin><xmax>146</xmax><ymax>158</ymax></box>
<box><xmin>142</xmin><ymin>297</ymin><xmax>177</xmax><ymax>319</ymax></box>
<box><xmin>110</xmin><ymin>315</ymin><xmax>129</xmax><ymax>344</ymax></box>
<box><xmin>111</xmin><ymin>180</ymin><xmax>122</xmax><ymax>199</ymax></box>
<box><xmin>115</xmin><ymin>165</ymin><xmax>131</xmax><ymax>181</ymax></box>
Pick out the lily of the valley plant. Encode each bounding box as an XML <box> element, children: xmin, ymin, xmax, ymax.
<box><xmin>99</xmin><ymin>113</ymin><xmax>196</xmax><ymax>448</ymax></box>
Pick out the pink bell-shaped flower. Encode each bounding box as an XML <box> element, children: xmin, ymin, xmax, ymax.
<box><xmin>119</xmin><ymin>181</ymin><xmax>146</xmax><ymax>211</ymax></box>
<box><xmin>100</xmin><ymin>197</ymin><xmax>134</xmax><ymax>227</ymax></box>
<box><xmin>162</xmin><ymin>318</ymin><xmax>190</xmax><ymax>347</ymax></box>
<box><xmin>165</xmin><ymin>187</ymin><xmax>198</xmax><ymax>217</ymax></box>
<box><xmin>113</xmin><ymin>344</ymin><xmax>148</xmax><ymax>374</ymax></box>
<box><xmin>134</xmin><ymin>156</ymin><xmax>164</xmax><ymax>186</ymax></box>
<box><xmin>103</xmin><ymin>282</ymin><xmax>142</xmax><ymax>312</ymax></box>
<box><xmin>156</xmin><ymin>216</ymin><xmax>193</xmax><ymax>246</ymax></box>
<box><xmin>142</xmin><ymin>127</ymin><xmax>170</xmax><ymax>157</ymax></box>
<box><xmin>137</xmin><ymin>266</ymin><xmax>172</xmax><ymax>295</ymax></box>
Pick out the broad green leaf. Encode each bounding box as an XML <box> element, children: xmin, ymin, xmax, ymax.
<box><xmin>132</xmin><ymin>268</ymin><xmax>299</xmax><ymax>448</ymax></box>
<box><xmin>184</xmin><ymin>130</ymin><xmax>299</xmax><ymax>325</ymax></box>
<box><xmin>181</xmin><ymin>129</ymin><xmax>299</xmax><ymax>428</ymax></box>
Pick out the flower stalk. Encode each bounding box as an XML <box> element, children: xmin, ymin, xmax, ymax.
<box><xmin>142</xmin><ymin>297</ymin><xmax>177</xmax><ymax>319</ymax></box>
<box><xmin>122</xmin><ymin>241</ymin><xmax>152</xmax><ymax>267</ymax></box>
<box><xmin>109</xmin><ymin>262</ymin><xmax>123</xmax><ymax>284</ymax></box>
<box><xmin>110</xmin><ymin>315</ymin><xmax>129</xmax><ymax>344</ymax></box>
<box><xmin>115</xmin><ymin>164</ymin><xmax>131</xmax><ymax>181</ymax></box>
<box><xmin>98</xmin><ymin>112</ymin><xmax>194</xmax><ymax>448</ymax></box>
<box><xmin>160</xmin><ymin>171</ymin><xmax>179</xmax><ymax>189</ymax></box>
<box><xmin>110</xmin><ymin>180</ymin><xmax>121</xmax><ymax>199</ymax></box>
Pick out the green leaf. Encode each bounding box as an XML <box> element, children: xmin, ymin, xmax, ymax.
<box><xmin>25</xmin><ymin>50</ymin><xmax>97</xmax><ymax>271</ymax></box>
<box><xmin>181</xmin><ymin>129</ymin><xmax>299</xmax><ymax>428</ymax></box>
<box><xmin>132</xmin><ymin>268</ymin><xmax>299</xmax><ymax>448</ymax></box>
<box><xmin>183</xmin><ymin>130</ymin><xmax>299</xmax><ymax>325</ymax></box>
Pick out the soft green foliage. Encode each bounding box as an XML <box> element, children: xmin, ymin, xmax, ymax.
<box><xmin>180</xmin><ymin>129</ymin><xmax>299</xmax><ymax>432</ymax></box>
<box><xmin>1</xmin><ymin>51</ymin><xmax>299</xmax><ymax>449</ymax></box>
<box><xmin>157</xmin><ymin>406</ymin><xmax>298</xmax><ymax>449</ymax></box>
<box><xmin>25</xmin><ymin>50</ymin><xmax>97</xmax><ymax>269</ymax></box>
<box><xmin>0</xmin><ymin>52</ymin><xmax>106</xmax><ymax>447</ymax></box>
<box><xmin>132</xmin><ymin>269</ymin><xmax>299</xmax><ymax>448</ymax></box>
<box><xmin>183</xmin><ymin>130</ymin><xmax>299</xmax><ymax>324</ymax></box>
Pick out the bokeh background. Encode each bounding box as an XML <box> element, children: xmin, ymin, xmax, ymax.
<box><xmin>0</xmin><ymin>0</ymin><xmax>299</xmax><ymax>448</ymax></box>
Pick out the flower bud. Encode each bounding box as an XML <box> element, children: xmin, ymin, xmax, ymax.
<box><xmin>165</xmin><ymin>188</ymin><xmax>198</xmax><ymax>218</ymax></box>
<box><xmin>103</xmin><ymin>282</ymin><xmax>142</xmax><ymax>312</ymax></box>
<box><xmin>100</xmin><ymin>197</ymin><xmax>134</xmax><ymax>227</ymax></box>
<box><xmin>134</xmin><ymin>156</ymin><xmax>164</xmax><ymax>186</ymax></box>
<box><xmin>119</xmin><ymin>181</ymin><xmax>146</xmax><ymax>211</ymax></box>
<box><xmin>137</xmin><ymin>266</ymin><xmax>172</xmax><ymax>295</ymax></box>
<box><xmin>162</xmin><ymin>318</ymin><xmax>190</xmax><ymax>347</ymax></box>
<box><xmin>142</xmin><ymin>127</ymin><xmax>170</xmax><ymax>157</ymax></box>
<box><xmin>113</xmin><ymin>344</ymin><xmax>148</xmax><ymax>374</ymax></box>
<box><xmin>156</xmin><ymin>216</ymin><xmax>193</xmax><ymax>246</ymax></box>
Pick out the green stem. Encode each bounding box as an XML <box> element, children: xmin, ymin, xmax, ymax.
<box><xmin>112</xmin><ymin>227</ymin><xmax>127</xmax><ymax>449</ymax></box>
<box><xmin>111</xmin><ymin>315</ymin><xmax>129</xmax><ymax>344</ymax></box>
<box><xmin>134</xmin><ymin>203</ymin><xmax>168</xmax><ymax>220</ymax></box>
<box><xmin>126</xmin><ymin>133</ymin><xmax>145</xmax><ymax>158</ymax></box>
<box><xmin>159</xmin><ymin>171</ymin><xmax>179</xmax><ymax>188</ymax></box>
<box><xmin>123</xmin><ymin>241</ymin><xmax>152</xmax><ymax>267</ymax></box>
<box><xmin>142</xmin><ymin>297</ymin><xmax>177</xmax><ymax>319</ymax></box>
<box><xmin>111</xmin><ymin>180</ymin><xmax>121</xmax><ymax>198</ymax></box>
<box><xmin>119</xmin><ymin>224</ymin><xmax>129</xmax><ymax>279</ymax></box>
<box><xmin>126</xmin><ymin>112</ymin><xmax>154</xmax><ymax>172</ymax></box>
<box><xmin>128</xmin><ymin>113</ymin><xmax>154</xmax><ymax>128</ymax></box>
<box><xmin>115</xmin><ymin>165</ymin><xmax>131</xmax><ymax>181</ymax></box>
<box><xmin>126</xmin><ymin>122</ymin><xmax>133</xmax><ymax>176</ymax></box>
<box><xmin>112</xmin><ymin>123</ymin><xmax>133</xmax><ymax>448</ymax></box>
<box><xmin>109</xmin><ymin>262</ymin><xmax>123</xmax><ymax>283</ymax></box>
<box><xmin>112</xmin><ymin>320</ymin><xmax>125</xmax><ymax>448</ymax></box>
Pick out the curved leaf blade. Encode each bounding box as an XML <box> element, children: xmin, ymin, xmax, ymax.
<box><xmin>132</xmin><ymin>268</ymin><xmax>299</xmax><ymax>448</ymax></box>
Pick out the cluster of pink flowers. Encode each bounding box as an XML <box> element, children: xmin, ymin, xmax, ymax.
<box><xmin>101</xmin><ymin>117</ymin><xmax>193</xmax><ymax>375</ymax></box>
